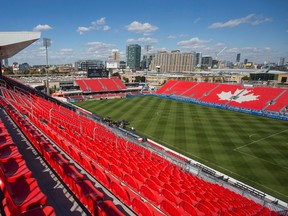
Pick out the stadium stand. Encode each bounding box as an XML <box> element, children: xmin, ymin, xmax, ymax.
<box><xmin>227</xmin><ymin>87</ymin><xmax>284</xmax><ymax>110</ymax></box>
<box><xmin>266</xmin><ymin>89</ymin><xmax>288</xmax><ymax>112</ymax></box>
<box><xmin>0</xmin><ymin>75</ymin><xmax>285</xmax><ymax>215</ymax></box>
<box><xmin>75</xmin><ymin>77</ymin><xmax>127</xmax><ymax>93</ymax></box>
<box><xmin>0</xmin><ymin>118</ymin><xmax>56</xmax><ymax>216</ymax></box>
<box><xmin>156</xmin><ymin>80</ymin><xmax>288</xmax><ymax>117</ymax></box>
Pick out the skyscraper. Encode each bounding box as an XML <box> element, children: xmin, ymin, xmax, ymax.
<box><xmin>126</xmin><ymin>44</ymin><xmax>141</xmax><ymax>69</ymax></box>
<box><xmin>236</xmin><ymin>53</ymin><xmax>241</xmax><ymax>63</ymax></box>
<box><xmin>279</xmin><ymin>57</ymin><xmax>285</xmax><ymax>66</ymax></box>
<box><xmin>196</xmin><ymin>52</ymin><xmax>202</xmax><ymax>67</ymax></box>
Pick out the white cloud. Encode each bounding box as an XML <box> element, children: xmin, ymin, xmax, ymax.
<box><xmin>264</xmin><ymin>47</ymin><xmax>272</xmax><ymax>52</ymax></box>
<box><xmin>60</xmin><ymin>48</ymin><xmax>73</xmax><ymax>52</ymax></box>
<box><xmin>85</xmin><ymin>41</ymin><xmax>117</xmax><ymax>59</ymax></box>
<box><xmin>209</xmin><ymin>14</ymin><xmax>272</xmax><ymax>29</ymax></box>
<box><xmin>33</xmin><ymin>24</ymin><xmax>52</xmax><ymax>32</ymax></box>
<box><xmin>168</xmin><ymin>35</ymin><xmax>177</xmax><ymax>39</ymax></box>
<box><xmin>77</xmin><ymin>17</ymin><xmax>110</xmax><ymax>34</ymax></box>
<box><xmin>177</xmin><ymin>37</ymin><xmax>210</xmax><ymax>49</ymax></box>
<box><xmin>86</xmin><ymin>41</ymin><xmax>116</xmax><ymax>53</ymax></box>
<box><xmin>168</xmin><ymin>34</ymin><xmax>188</xmax><ymax>39</ymax></box>
<box><xmin>126</xmin><ymin>21</ymin><xmax>158</xmax><ymax>35</ymax></box>
<box><xmin>241</xmin><ymin>47</ymin><xmax>258</xmax><ymax>52</ymax></box>
<box><xmin>96</xmin><ymin>17</ymin><xmax>106</xmax><ymax>25</ymax></box>
<box><xmin>127</xmin><ymin>37</ymin><xmax>158</xmax><ymax>43</ymax></box>
<box><xmin>251</xmin><ymin>17</ymin><xmax>272</xmax><ymax>25</ymax></box>
<box><xmin>216</xmin><ymin>42</ymin><xmax>225</xmax><ymax>47</ymax></box>
<box><xmin>209</xmin><ymin>14</ymin><xmax>254</xmax><ymax>29</ymax></box>
<box><xmin>103</xmin><ymin>25</ymin><xmax>111</xmax><ymax>31</ymax></box>
<box><xmin>77</xmin><ymin>26</ymin><xmax>91</xmax><ymax>35</ymax></box>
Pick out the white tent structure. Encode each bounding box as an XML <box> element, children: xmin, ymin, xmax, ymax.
<box><xmin>0</xmin><ymin>32</ymin><xmax>41</xmax><ymax>76</ymax></box>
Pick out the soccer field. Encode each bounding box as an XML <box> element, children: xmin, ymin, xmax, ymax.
<box><xmin>75</xmin><ymin>96</ymin><xmax>288</xmax><ymax>202</ymax></box>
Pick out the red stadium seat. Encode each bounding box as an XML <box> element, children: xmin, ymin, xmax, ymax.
<box><xmin>15</xmin><ymin>205</ymin><xmax>56</xmax><ymax>216</ymax></box>
<box><xmin>160</xmin><ymin>200</ymin><xmax>182</xmax><ymax>216</ymax></box>
<box><xmin>111</xmin><ymin>180</ymin><xmax>131</xmax><ymax>206</ymax></box>
<box><xmin>0</xmin><ymin>144</ymin><xmax>22</xmax><ymax>162</ymax></box>
<box><xmin>4</xmin><ymin>178</ymin><xmax>48</xmax><ymax>215</ymax></box>
<box><xmin>75</xmin><ymin>179</ymin><xmax>104</xmax><ymax>213</ymax></box>
<box><xmin>161</xmin><ymin>188</ymin><xmax>179</xmax><ymax>205</ymax></box>
<box><xmin>60</xmin><ymin>164</ymin><xmax>85</xmax><ymax>190</ymax></box>
<box><xmin>109</xmin><ymin>164</ymin><xmax>123</xmax><ymax>179</ymax></box>
<box><xmin>140</xmin><ymin>185</ymin><xmax>159</xmax><ymax>206</ymax></box>
<box><xmin>94</xmin><ymin>167</ymin><xmax>110</xmax><ymax>188</ymax></box>
<box><xmin>0</xmin><ymin>134</ymin><xmax>14</xmax><ymax>147</ymax></box>
<box><xmin>196</xmin><ymin>203</ymin><xmax>214</xmax><ymax>216</ymax></box>
<box><xmin>123</xmin><ymin>173</ymin><xmax>139</xmax><ymax>191</ymax></box>
<box><xmin>179</xmin><ymin>200</ymin><xmax>200</xmax><ymax>215</ymax></box>
<box><xmin>145</xmin><ymin>178</ymin><xmax>161</xmax><ymax>193</ymax></box>
<box><xmin>0</xmin><ymin>157</ymin><xmax>33</xmax><ymax>189</ymax></box>
<box><xmin>132</xmin><ymin>198</ymin><xmax>158</xmax><ymax>216</ymax></box>
<box><xmin>97</xmin><ymin>200</ymin><xmax>125</xmax><ymax>216</ymax></box>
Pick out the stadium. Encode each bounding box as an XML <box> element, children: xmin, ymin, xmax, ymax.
<box><xmin>0</xmin><ymin>32</ymin><xmax>287</xmax><ymax>216</ymax></box>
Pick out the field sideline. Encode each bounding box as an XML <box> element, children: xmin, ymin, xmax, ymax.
<box><xmin>75</xmin><ymin>96</ymin><xmax>288</xmax><ymax>202</ymax></box>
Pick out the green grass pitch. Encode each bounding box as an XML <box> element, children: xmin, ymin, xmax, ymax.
<box><xmin>75</xmin><ymin>96</ymin><xmax>288</xmax><ymax>202</ymax></box>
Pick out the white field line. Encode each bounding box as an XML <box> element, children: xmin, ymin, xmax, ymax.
<box><xmin>234</xmin><ymin>150</ymin><xmax>288</xmax><ymax>170</ymax></box>
<box><xmin>234</xmin><ymin>128</ymin><xmax>288</xmax><ymax>151</ymax></box>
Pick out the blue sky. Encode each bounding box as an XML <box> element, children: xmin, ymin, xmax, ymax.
<box><xmin>2</xmin><ymin>0</ymin><xmax>288</xmax><ymax>65</ymax></box>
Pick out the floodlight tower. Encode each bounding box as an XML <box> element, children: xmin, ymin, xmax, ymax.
<box><xmin>43</xmin><ymin>38</ymin><xmax>51</xmax><ymax>95</ymax></box>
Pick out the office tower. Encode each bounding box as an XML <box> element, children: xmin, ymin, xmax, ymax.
<box><xmin>126</xmin><ymin>44</ymin><xmax>141</xmax><ymax>69</ymax></box>
<box><xmin>236</xmin><ymin>53</ymin><xmax>241</xmax><ymax>63</ymax></box>
<box><xmin>202</xmin><ymin>56</ymin><xmax>213</xmax><ymax>68</ymax></box>
<box><xmin>279</xmin><ymin>57</ymin><xmax>285</xmax><ymax>66</ymax></box>
<box><xmin>196</xmin><ymin>52</ymin><xmax>202</xmax><ymax>67</ymax></box>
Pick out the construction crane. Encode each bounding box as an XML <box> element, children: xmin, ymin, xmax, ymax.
<box><xmin>215</xmin><ymin>47</ymin><xmax>226</xmax><ymax>60</ymax></box>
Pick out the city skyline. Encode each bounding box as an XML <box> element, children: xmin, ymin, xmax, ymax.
<box><xmin>2</xmin><ymin>0</ymin><xmax>288</xmax><ymax>66</ymax></box>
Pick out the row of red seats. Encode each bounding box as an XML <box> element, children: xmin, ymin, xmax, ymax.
<box><xmin>156</xmin><ymin>80</ymin><xmax>178</xmax><ymax>94</ymax></box>
<box><xmin>0</xmin><ymin>97</ymin><xmax>125</xmax><ymax>216</ymax></box>
<box><xmin>266</xmin><ymin>90</ymin><xmax>288</xmax><ymax>112</ymax></box>
<box><xmin>0</xmin><ymin>107</ymin><xmax>56</xmax><ymax>216</ymax></box>
<box><xmin>75</xmin><ymin>77</ymin><xmax>127</xmax><ymax>93</ymax></box>
<box><xmin>29</xmin><ymin>113</ymin><xmax>166</xmax><ymax>216</ymax></box>
<box><xmin>1</xmin><ymin>84</ymin><xmax>280</xmax><ymax>216</ymax></box>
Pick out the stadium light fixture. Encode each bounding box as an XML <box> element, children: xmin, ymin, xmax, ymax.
<box><xmin>43</xmin><ymin>38</ymin><xmax>51</xmax><ymax>95</ymax></box>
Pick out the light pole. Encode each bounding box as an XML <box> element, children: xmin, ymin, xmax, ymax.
<box><xmin>156</xmin><ymin>65</ymin><xmax>160</xmax><ymax>85</ymax></box>
<box><xmin>43</xmin><ymin>38</ymin><xmax>51</xmax><ymax>95</ymax></box>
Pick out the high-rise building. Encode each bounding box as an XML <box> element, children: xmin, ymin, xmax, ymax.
<box><xmin>279</xmin><ymin>57</ymin><xmax>285</xmax><ymax>66</ymax></box>
<box><xmin>141</xmin><ymin>53</ymin><xmax>155</xmax><ymax>70</ymax></box>
<box><xmin>202</xmin><ymin>56</ymin><xmax>213</xmax><ymax>68</ymax></box>
<box><xmin>244</xmin><ymin>59</ymin><xmax>248</xmax><ymax>64</ymax></box>
<box><xmin>236</xmin><ymin>53</ymin><xmax>241</xmax><ymax>63</ymax></box>
<box><xmin>196</xmin><ymin>52</ymin><xmax>202</xmax><ymax>67</ymax></box>
<box><xmin>150</xmin><ymin>51</ymin><xmax>196</xmax><ymax>72</ymax></box>
<box><xmin>110</xmin><ymin>49</ymin><xmax>119</xmax><ymax>63</ymax></box>
<box><xmin>126</xmin><ymin>44</ymin><xmax>141</xmax><ymax>69</ymax></box>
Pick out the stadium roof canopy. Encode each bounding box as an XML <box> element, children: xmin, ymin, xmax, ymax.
<box><xmin>0</xmin><ymin>32</ymin><xmax>41</xmax><ymax>59</ymax></box>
